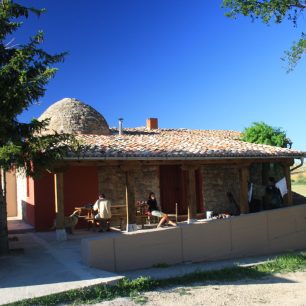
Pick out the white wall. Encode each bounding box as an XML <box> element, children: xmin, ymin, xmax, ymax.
<box><xmin>16</xmin><ymin>171</ymin><xmax>27</xmax><ymax>219</ymax></box>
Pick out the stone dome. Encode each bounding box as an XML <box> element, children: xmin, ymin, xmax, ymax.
<box><xmin>38</xmin><ymin>98</ymin><xmax>110</xmax><ymax>135</ymax></box>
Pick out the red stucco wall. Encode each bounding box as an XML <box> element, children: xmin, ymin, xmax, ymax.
<box><xmin>63</xmin><ymin>165</ymin><xmax>99</xmax><ymax>215</ymax></box>
<box><xmin>33</xmin><ymin>166</ymin><xmax>99</xmax><ymax>231</ymax></box>
<box><xmin>34</xmin><ymin>171</ymin><xmax>55</xmax><ymax>230</ymax></box>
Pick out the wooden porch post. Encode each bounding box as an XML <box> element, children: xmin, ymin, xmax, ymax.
<box><xmin>182</xmin><ymin>165</ymin><xmax>198</xmax><ymax>224</ymax></box>
<box><xmin>124</xmin><ymin>168</ymin><xmax>137</xmax><ymax>232</ymax></box>
<box><xmin>54</xmin><ymin>172</ymin><xmax>66</xmax><ymax>240</ymax></box>
<box><xmin>283</xmin><ymin>164</ymin><xmax>293</xmax><ymax>206</ymax></box>
<box><xmin>239</xmin><ymin>166</ymin><xmax>249</xmax><ymax>214</ymax></box>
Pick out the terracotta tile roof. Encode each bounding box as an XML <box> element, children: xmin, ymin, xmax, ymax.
<box><xmin>71</xmin><ymin>127</ymin><xmax>305</xmax><ymax>159</ymax></box>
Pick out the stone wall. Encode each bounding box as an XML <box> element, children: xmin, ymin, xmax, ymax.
<box><xmin>133</xmin><ymin>166</ymin><xmax>160</xmax><ymax>203</ymax></box>
<box><xmin>97</xmin><ymin>165</ymin><xmax>160</xmax><ymax>205</ymax></box>
<box><xmin>201</xmin><ymin>165</ymin><xmax>240</xmax><ymax>215</ymax></box>
<box><xmin>249</xmin><ymin>163</ymin><xmax>265</xmax><ymax>200</ymax></box>
<box><xmin>261</xmin><ymin>162</ymin><xmax>285</xmax><ymax>184</ymax></box>
<box><xmin>249</xmin><ymin>162</ymin><xmax>286</xmax><ymax>201</ymax></box>
<box><xmin>98</xmin><ymin>166</ymin><xmax>125</xmax><ymax>205</ymax></box>
<box><xmin>249</xmin><ymin>163</ymin><xmax>263</xmax><ymax>185</ymax></box>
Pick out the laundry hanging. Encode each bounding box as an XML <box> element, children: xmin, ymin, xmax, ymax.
<box><xmin>276</xmin><ymin>177</ymin><xmax>288</xmax><ymax>197</ymax></box>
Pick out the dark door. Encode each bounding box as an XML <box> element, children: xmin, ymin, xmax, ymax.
<box><xmin>160</xmin><ymin>165</ymin><xmax>204</xmax><ymax>215</ymax></box>
<box><xmin>160</xmin><ymin>165</ymin><xmax>186</xmax><ymax>214</ymax></box>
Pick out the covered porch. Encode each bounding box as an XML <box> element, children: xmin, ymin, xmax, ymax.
<box><xmin>48</xmin><ymin>157</ymin><xmax>295</xmax><ymax>240</ymax></box>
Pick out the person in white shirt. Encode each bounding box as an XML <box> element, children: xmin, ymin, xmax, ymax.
<box><xmin>93</xmin><ymin>194</ymin><xmax>112</xmax><ymax>232</ymax></box>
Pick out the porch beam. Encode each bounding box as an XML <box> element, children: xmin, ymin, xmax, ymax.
<box><xmin>48</xmin><ymin>162</ymin><xmax>69</xmax><ymax>174</ymax></box>
<box><xmin>54</xmin><ymin>172</ymin><xmax>67</xmax><ymax>240</ymax></box>
<box><xmin>283</xmin><ymin>164</ymin><xmax>293</xmax><ymax>206</ymax></box>
<box><xmin>239</xmin><ymin>166</ymin><xmax>249</xmax><ymax>214</ymax></box>
<box><xmin>123</xmin><ymin>167</ymin><xmax>137</xmax><ymax>232</ymax></box>
<box><xmin>182</xmin><ymin>165</ymin><xmax>199</xmax><ymax>223</ymax></box>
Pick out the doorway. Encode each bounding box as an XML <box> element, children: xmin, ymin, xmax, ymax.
<box><xmin>159</xmin><ymin>165</ymin><xmax>203</xmax><ymax>215</ymax></box>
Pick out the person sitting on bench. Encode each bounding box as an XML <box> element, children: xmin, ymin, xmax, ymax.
<box><xmin>93</xmin><ymin>193</ymin><xmax>112</xmax><ymax>232</ymax></box>
<box><xmin>147</xmin><ymin>192</ymin><xmax>176</xmax><ymax>228</ymax></box>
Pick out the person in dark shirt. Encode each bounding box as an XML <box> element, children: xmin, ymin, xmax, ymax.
<box><xmin>147</xmin><ymin>192</ymin><xmax>176</xmax><ymax>228</ymax></box>
<box><xmin>264</xmin><ymin>177</ymin><xmax>283</xmax><ymax>210</ymax></box>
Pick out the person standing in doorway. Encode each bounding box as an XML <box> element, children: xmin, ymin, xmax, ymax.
<box><xmin>93</xmin><ymin>194</ymin><xmax>112</xmax><ymax>232</ymax></box>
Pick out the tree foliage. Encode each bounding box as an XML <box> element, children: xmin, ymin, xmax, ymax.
<box><xmin>222</xmin><ymin>0</ymin><xmax>306</xmax><ymax>71</ymax></box>
<box><xmin>0</xmin><ymin>0</ymin><xmax>79</xmax><ymax>255</ymax></box>
<box><xmin>241</xmin><ymin>122</ymin><xmax>292</xmax><ymax>148</ymax></box>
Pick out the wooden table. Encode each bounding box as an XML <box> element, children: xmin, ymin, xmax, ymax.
<box><xmin>74</xmin><ymin>206</ymin><xmax>96</xmax><ymax>229</ymax></box>
<box><xmin>75</xmin><ymin>205</ymin><xmax>127</xmax><ymax>230</ymax></box>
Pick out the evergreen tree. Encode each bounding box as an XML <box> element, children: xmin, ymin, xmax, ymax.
<box><xmin>0</xmin><ymin>1</ymin><xmax>78</xmax><ymax>255</ymax></box>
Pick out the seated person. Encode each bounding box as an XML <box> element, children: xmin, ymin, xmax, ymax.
<box><xmin>93</xmin><ymin>193</ymin><xmax>112</xmax><ymax>232</ymax></box>
<box><xmin>147</xmin><ymin>192</ymin><xmax>176</xmax><ymax>228</ymax></box>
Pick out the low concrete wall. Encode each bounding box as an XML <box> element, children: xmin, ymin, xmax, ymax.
<box><xmin>81</xmin><ymin>204</ymin><xmax>306</xmax><ymax>272</ymax></box>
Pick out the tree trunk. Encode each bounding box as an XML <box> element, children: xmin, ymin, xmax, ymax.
<box><xmin>0</xmin><ymin>169</ymin><xmax>9</xmax><ymax>255</ymax></box>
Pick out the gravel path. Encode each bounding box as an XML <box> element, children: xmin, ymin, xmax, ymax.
<box><xmin>93</xmin><ymin>270</ymin><xmax>306</xmax><ymax>306</ymax></box>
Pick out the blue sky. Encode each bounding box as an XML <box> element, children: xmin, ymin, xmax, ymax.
<box><xmin>16</xmin><ymin>0</ymin><xmax>306</xmax><ymax>150</ymax></box>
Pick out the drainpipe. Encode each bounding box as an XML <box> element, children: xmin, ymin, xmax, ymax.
<box><xmin>290</xmin><ymin>157</ymin><xmax>304</xmax><ymax>172</ymax></box>
<box><xmin>118</xmin><ymin>118</ymin><xmax>123</xmax><ymax>136</ymax></box>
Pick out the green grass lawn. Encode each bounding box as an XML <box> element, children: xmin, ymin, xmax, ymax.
<box><xmin>292</xmin><ymin>184</ymin><xmax>306</xmax><ymax>197</ymax></box>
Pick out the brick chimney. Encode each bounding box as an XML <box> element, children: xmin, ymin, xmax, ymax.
<box><xmin>146</xmin><ymin>118</ymin><xmax>158</xmax><ymax>130</ymax></box>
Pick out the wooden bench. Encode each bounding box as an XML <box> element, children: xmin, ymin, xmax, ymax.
<box><xmin>136</xmin><ymin>203</ymin><xmax>179</xmax><ymax>228</ymax></box>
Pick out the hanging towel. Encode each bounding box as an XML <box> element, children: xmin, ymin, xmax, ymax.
<box><xmin>276</xmin><ymin>177</ymin><xmax>288</xmax><ymax>197</ymax></box>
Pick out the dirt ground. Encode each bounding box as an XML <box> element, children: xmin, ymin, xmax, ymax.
<box><xmin>94</xmin><ymin>270</ymin><xmax>306</xmax><ymax>306</ymax></box>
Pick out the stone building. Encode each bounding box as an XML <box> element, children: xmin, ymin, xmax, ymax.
<box><xmin>13</xmin><ymin>98</ymin><xmax>305</xmax><ymax>233</ymax></box>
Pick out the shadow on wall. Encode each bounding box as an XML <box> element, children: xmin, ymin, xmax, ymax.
<box><xmin>21</xmin><ymin>200</ymin><xmax>35</xmax><ymax>226</ymax></box>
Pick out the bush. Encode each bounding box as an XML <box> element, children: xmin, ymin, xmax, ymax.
<box><xmin>241</xmin><ymin>122</ymin><xmax>292</xmax><ymax>148</ymax></box>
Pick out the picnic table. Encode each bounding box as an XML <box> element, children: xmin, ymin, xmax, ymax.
<box><xmin>75</xmin><ymin>205</ymin><xmax>126</xmax><ymax>230</ymax></box>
